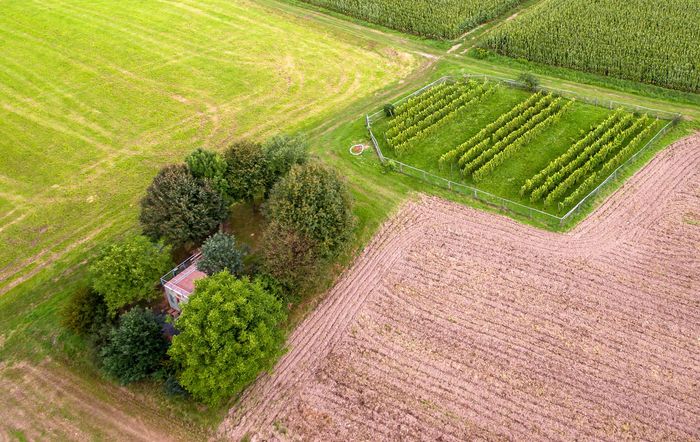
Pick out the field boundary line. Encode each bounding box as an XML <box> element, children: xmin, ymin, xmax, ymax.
<box><xmin>365</xmin><ymin>74</ymin><xmax>679</xmax><ymax>228</ymax></box>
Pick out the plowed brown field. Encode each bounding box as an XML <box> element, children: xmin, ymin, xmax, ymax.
<box><xmin>220</xmin><ymin>135</ymin><xmax>700</xmax><ymax>441</ymax></box>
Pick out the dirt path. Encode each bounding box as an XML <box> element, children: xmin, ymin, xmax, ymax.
<box><xmin>219</xmin><ymin>134</ymin><xmax>700</xmax><ymax>440</ymax></box>
<box><xmin>0</xmin><ymin>360</ymin><xmax>205</xmax><ymax>441</ymax></box>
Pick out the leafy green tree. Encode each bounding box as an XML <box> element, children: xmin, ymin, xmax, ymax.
<box><xmin>262</xmin><ymin>134</ymin><xmax>308</xmax><ymax>195</ymax></box>
<box><xmin>89</xmin><ymin>235</ymin><xmax>172</xmax><ymax>315</ymax></box>
<box><xmin>61</xmin><ymin>286</ymin><xmax>109</xmax><ymax>336</ymax></box>
<box><xmin>264</xmin><ymin>162</ymin><xmax>354</xmax><ymax>258</ymax></box>
<box><xmin>140</xmin><ymin>164</ymin><xmax>229</xmax><ymax>248</ymax></box>
<box><xmin>196</xmin><ymin>232</ymin><xmax>245</xmax><ymax>276</ymax></box>
<box><xmin>224</xmin><ymin>140</ymin><xmax>268</xmax><ymax>203</ymax></box>
<box><xmin>101</xmin><ymin>308</ymin><xmax>168</xmax><ymax>384</ymax></box>
<box><xmin>168</xmin><ymin>272</ymin><xmax>286</xmax><ymax>405</ymax></box>
<box><xmin>185</xmin><ymin>148</ymin><xmax>229</xmax><ymax>196</ymax></box>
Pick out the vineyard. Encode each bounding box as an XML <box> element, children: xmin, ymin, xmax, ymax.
<box><xmin>521</xmin><ymin>111</ymin><xmax>662</xmax><ymax>211</ymax></box>
<box><xmin>299</xmin><ymin>0</ymin><xmax>526</xmax><ymax>39</ymax></box>
<box><xmin>484</xmin><ymin>0</ymin><xmax>700</xmax><ymax>93</ymax></box>
<box><xmin>372</xmin><ymin>79</ymin><xmax>666</xmax><ymax>215</ymax></box>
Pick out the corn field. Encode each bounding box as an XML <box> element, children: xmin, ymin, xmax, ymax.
<box><xmin>300</xmin><ymin>0</ymin><xmax>526</xmax><ymax>39</ymax></box>
<box><xmin>484</xmin><ymin>0</ymin><xmax>700</xmax><ymax>93</ymax></box>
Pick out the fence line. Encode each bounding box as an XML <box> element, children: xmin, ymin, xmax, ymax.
<box><xmin>365</xmin><ymin>74</ymin><xmax>678</xmax><ymax>228</ymax></box>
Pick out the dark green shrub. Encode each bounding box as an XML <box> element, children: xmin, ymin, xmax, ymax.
<box><xmin>89</xmin><ymin>235</ymin><xmax>172</xmax><ymax>316</ymax></box>
<box><xmin>140</xmin><ymin>164</ymin><xmax>229</xmax><ymax>248</ymax></box>
<box><xmin>196</xmin><ymin>232</ymin><xmax>245</xmax><ymax>276</ymax></box>
<box><xmin>100</xmin><ymin>308</ymin><xmax>168</xmax><ymax>384</ymax></box>
<box><xmin>518</xmin><ymin>72</ymin><xmax>540</xmax><ymax>91</ymax></box>
<box><xmin>383</xmin><ymin>103</ymin><xmax>396</xmax><ymax>117</ymax></box>
<box><xmin>168</xmin><ymin>272</ymin><xmax>286</xmax><ymax>405</ymax></box>
<box><xmin>61</xmin><ymin>286</ymin><xmax>109</xmax><ymax>336</ymax></box>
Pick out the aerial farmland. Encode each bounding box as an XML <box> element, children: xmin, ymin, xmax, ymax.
<box><xmin>0</xmin><ymin>0</ymin><xmax>698</xmax><ymax>440</ymax></box>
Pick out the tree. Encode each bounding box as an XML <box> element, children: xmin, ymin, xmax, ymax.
<box><xmin>262</xmin><ymin>134</ymin><xmax>308</xmax><ymax>195</ymax></box>
<box><xmin>264</xmin><ymin>162</ymin><xmax>354</xmax><ymax>258</ymax></box>
<box><xmin>196</xmin><ymin>232</ymin><xmax>245</xmax><ymax>276</ymax></box>
<box><xmin>140</xmin><ymin>164</ymin><xmax>229</xmax><ymax>248</ymax></box>
<box><xmin>61</xmin><ymin>286</ymin><xmax>109</xmax><ymax>336</ymax></box>
<box><xmin>224</xmin><ymin>140</ymin><xmax>268</xmax><ymax>204</ymax></box>
<box><xmin>261</xmin><ymin>224</ymin><xmax>319</xmax><ymax>292</ymax></box>
<box><xmin>100</xmin><ymin>308</ymin><xmax>168</xmax><ymax>384</ymax></box>
<box><xmin>185</xmin><ymin>148</ymin><xmax>229</xmax><ymax>197</ymax></box>
<box><xmin>89</xmin><ymin>235</ymin><xmax>172</xmax><ymax>315</ymax></box>
<box><xmin>168</xmin><ymin>272</ymin><xmax>286</xmax><ymax>405</ymax></box>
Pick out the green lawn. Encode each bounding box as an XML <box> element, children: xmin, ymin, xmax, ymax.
<box><xmin>370</xmin><ymin>82</ymin><xmax>666</xmax><ymax>217</ymax></box>
<box><xmin>0</xmin><ymin>0</ymin><xmax>417</xmax><ymax>296</ymax></box>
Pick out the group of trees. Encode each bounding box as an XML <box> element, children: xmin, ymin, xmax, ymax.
<box><xmin>62</xmin><ymin>132</ymin><xmax>355</xmax><ymax>406</ymax></box>
<box><xmin>62</xmin><ymin>235</ymin><xmax>173</xmax><ymax>384</ymax></box>
<box><xmin>139</xmin><ymin>135</ymin><xmax>309</xmax><ymax>250</ymax></box>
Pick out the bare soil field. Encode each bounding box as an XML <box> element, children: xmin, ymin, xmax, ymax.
<box><xmin>220</xmin><ymin>134</ymin><xmax>700</xmax><ymax>441</ymax></box>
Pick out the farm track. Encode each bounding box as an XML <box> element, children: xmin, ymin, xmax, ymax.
<box><xmin>220</xmin><ymin>134</ymin><xmax>700</xmax><ymax>440</ymax></box>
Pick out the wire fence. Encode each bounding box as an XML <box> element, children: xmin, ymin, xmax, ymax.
<box><xmin>365</xmin><ymin>74</ymin><xmax>679</xmax><ymax>228</ymax></box>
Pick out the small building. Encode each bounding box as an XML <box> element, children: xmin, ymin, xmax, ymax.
<box><xmin>161</xmin><ymin>252</ymin><xmax>207</xmax><ymax>312</ymax></box>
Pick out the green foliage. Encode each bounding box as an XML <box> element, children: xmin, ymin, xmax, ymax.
<box><xmin>522</xmin><ymin>110</ymin><xmax>660</xmax><ymax>210</ymax></box>
<box><xmin>89</xmin><ymin>235</ymin><xmax>173</xmax><ymax>315</ymax></box>
<box><xmin>261</xmin><ymin>224</ymin><xmax>320</xmax><ymax>292</ymax></box>
<box><xmin>168</xmin><ymin>272</ymin><xmax>287</xmax><ymax>405</ymax></box>
<box><xmin>265</xmin><ymin>162</ymin><xmax>354</xmax><ymax>258</ymax></box>
<box><xmin>61</xmin><ymin>286</ymin><xmax>109</xmax><ymax>336</ymax></box>
<box><xmin>386</xmin><ymin>81</ymin><xmax>497</xmax><ymax>155</ymax></box>
<box><xmin>224</xmin><ymin>140</ymin><xmax>268</xmax><ymax>203</ymax></box>
<box><xmin>185</xmin><ymin>148</ymin><xmax>229</xmax><ymax>196</ymax></box>
<box><xmin>300</xmin><ymin>0</ymin><xmax>526</xmax><ymax>39</ymax></box>
<box><xmin>262</xmin><ymin>134</ymin><xmax>309</xmax><ymax>195</ymax></box>
<box><xmin>517</xmin><ymin>72</ymin><xmax>540</xmax><ymax>91</ymax></box>
<box><xmin>197</xmin><ymin>232</ymin><xmax>245</xmax><ymax>276</ymax></box>
<box><xmin>100</xmin><ymin>308</ymin><xmax>168</xmax><ymax>384</ymax></box>
<box><xmin>485</xmin><ymin>0</ymin><xmax>700</xmax><ymax>92</ymax></box>
<box><xmin>383</xmin><ymin>103</ymin><xmax>396</xmax><ymax>117</ymax></box>
<box><xmin>140</xmin><ymin>164</ymin><xmax>229</xmax><ymax>248</ymax></box>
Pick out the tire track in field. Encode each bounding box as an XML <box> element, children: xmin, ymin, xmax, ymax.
<box><xmin>219</xmin><ymin>134</ymin><xmax>700</xmax><ymax>441</ymax></box>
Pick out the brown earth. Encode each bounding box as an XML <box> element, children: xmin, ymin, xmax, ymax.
<box><xmin>0</xmin><ymin>360</ymin><xmax>208</xmax><ymax>441</ymax></box>
<box><xmin>219</xmin><ymin>134</ymin><xmax>700</xmax><ymax>441</ymax></box>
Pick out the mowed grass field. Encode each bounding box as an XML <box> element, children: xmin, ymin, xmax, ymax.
<box><xmin>0</xmin><ymin>0</ymin><xmax>420</xmax><ymax>438</ymax></box>
<box><xmin>0</xmin><ymin>0</ymin><xmax>417</xmax><ymax>296</ymax></box>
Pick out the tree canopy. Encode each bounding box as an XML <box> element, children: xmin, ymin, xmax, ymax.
<box><xmin>89</xmin><ymin>235</ymin><xmax>172</xmax><ymax>315</ymax></box>
<box><xmin>140</xmin><ymin>164</ymin><xmax>229</xmax><ymax>248</ymax></box>
<box><xmin>100</xmin><ymin>308</ymin><xmax>168</xmax><ymax>384</ymax></box>
<box><xmin>185</xmin><ymin>148</ymin><xmax>229</xmax><ymax>196</ymax></box>
<box><xmin>61</xmin><ymin>286</ymin><xmax>109</xmax><ymax>336</ymax></box>
<box><xmin>196</xmin><ymin>232</ymin><xmax>245</xmax><ymax>276</ymax></box>
<box><xmin>224</xmin><ymin>140</ymin><xmax>268</xmax><ymax>203</ymax></box>
<box><xmin>264</xmin><ymin>162</ymin><xmax>354</xmax><ymax>258</ymax></box>
<box><xmin>168</xmin><ymin>272</ymin><xmax>286</xmax><ymax>405</ymax></box>
<box><xmin>262</xmin><ymin>134</ymin><xmax>308</xmax><ymax>195</ymax></box>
